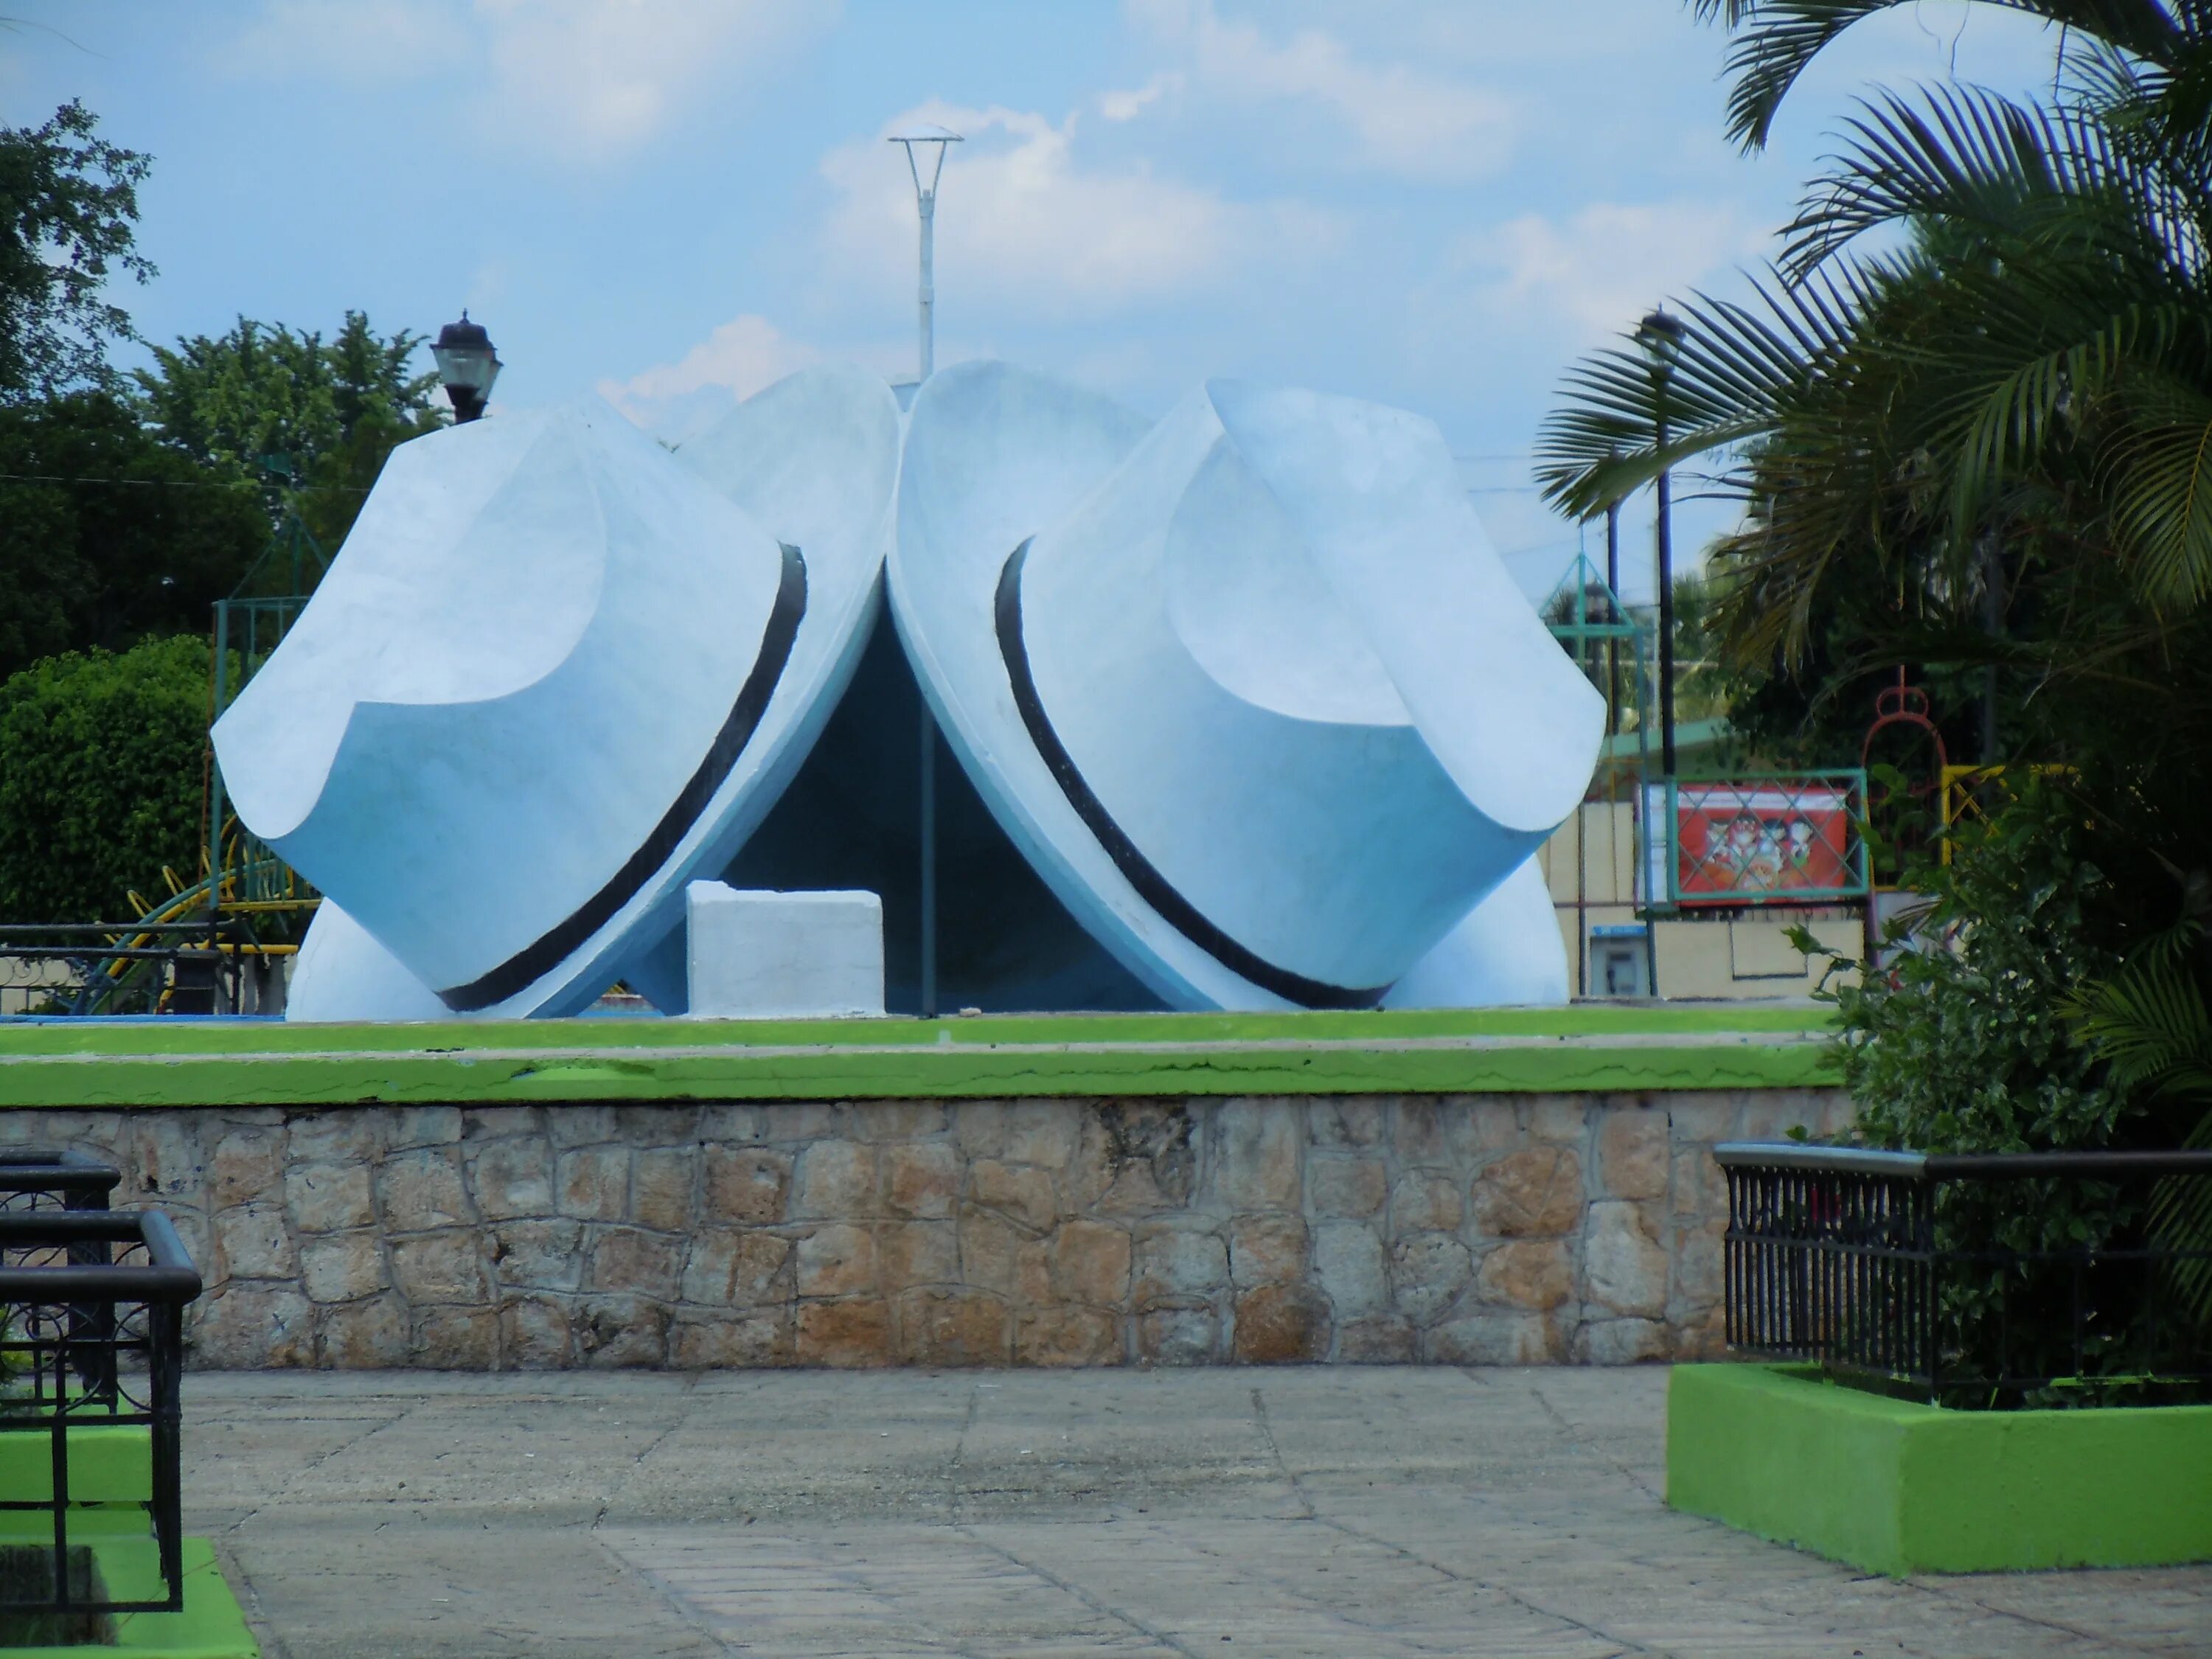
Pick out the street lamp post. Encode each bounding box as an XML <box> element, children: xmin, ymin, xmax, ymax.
<box><xmin>1637</xmin><ymin>308</ymin><xmax>1686</xmax><ymax>780</ymax></box>
<box><xmin>432</xmin><ymin>312</ymin><xmax>501</xmax><ymax>423</ymax></box>
<box><xmin>888</xmin><ymin>126</ymin><xmax>961</xmax><ymax>383</ymax></box>
<box><xmin>888</xmin><ymin>127</ymin><xmax>960</xmax><ymax>1018</ymax></box>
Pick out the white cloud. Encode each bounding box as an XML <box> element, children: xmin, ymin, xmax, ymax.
<box><xmin>818</xmin><ymin>101</ymin><xmax>1338</xmax><ymax>318</ymax></box>
<box><xmin>226</xmin><ymin>0</ymin><xmax>448</xmax><ymax>81</ymax></box>
<box><xmin>1099</xmin><ymin>71</ymin><xmax>1183</xmax><ymax>122</ymax></box>
<box><xmin>223</xmin><ymin>0</ymin><xmax>838</xmax><ymax>161</ymax></box>
<box><xmin>1465</xmin><ymin>201</ymin><xmax>1764</xmax><ymax>341</ymax></box>
<box><xmin>597</xmin><ymin>313</ymin><xmax>821</xmax><ymax>442</ymax></box>
<box><xmin>1133</xmin><ymin>1</ymin><xmax>1515</xmax><ymax>181</ymax></box>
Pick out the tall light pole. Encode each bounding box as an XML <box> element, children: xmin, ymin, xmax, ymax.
<box><xmin>1637</xmin><ymin>308</ymin><xmax>1686</xmax><ymax>781</ymax></box>
<box><xmin>889</xmin><ymin>125</ymin><xmax>959</xmax><ymax>1018</ymax></box>
<box><xmin>889</xmin><ymin>126</ymin><xmax>961</xmax><ymax>383</ymax></box>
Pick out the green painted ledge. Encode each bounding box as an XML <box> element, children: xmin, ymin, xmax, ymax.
<box><xmin>0</xmin><ymin>1538</ymin><xmax>257</xmax><ymax>1658</ymax></box>
<box><xmin>0</xmin><ymin>1005</ymin><xmax>1837</xmax><ymax>1107</ymax></box>
<box><xmin>1667</xmin><ymin>1363</ymin><xmax>2212</xmax><ymax>1576</ymax></box>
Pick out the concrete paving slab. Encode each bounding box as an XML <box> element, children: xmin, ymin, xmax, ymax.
<box><xmin>181</xmin><ymin>1368</ymin><xmax>2210</xmax><ymax>1658</ymax></box>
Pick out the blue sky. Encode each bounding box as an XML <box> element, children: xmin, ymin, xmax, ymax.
<box><xmin>4</xmin><ymin>1</ymin><xmax>2065</xmax><ymax>601</ymax></box>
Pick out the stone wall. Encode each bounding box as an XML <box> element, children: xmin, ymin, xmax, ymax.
<box><xmin>1</xmin><ymin>1090</ymin><xmax>1850</xmax><ymax>1368</ymax></box>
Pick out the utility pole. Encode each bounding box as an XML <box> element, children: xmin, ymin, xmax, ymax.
<box><xmin>890</xmin><ymin>127</ymin><xmax>961</xmax><ymax>1018</ymax></box>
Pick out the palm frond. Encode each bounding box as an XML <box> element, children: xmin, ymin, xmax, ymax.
<box><xmin>1694</xmin><ymin>0</ymin><xmax>2188</xmax><ymax>151</ymax></box>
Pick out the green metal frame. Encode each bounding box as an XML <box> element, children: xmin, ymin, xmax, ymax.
<box><xmin>1641</xmin><ymin>768</ymin><xmax>1871</xmax><ymax>911</ymax></box>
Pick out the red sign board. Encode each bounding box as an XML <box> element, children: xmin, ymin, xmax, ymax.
<box><xmin>1674</xmin><ymin>782</ymin><xmax>1856</xmax><ymax>904</ymax></box>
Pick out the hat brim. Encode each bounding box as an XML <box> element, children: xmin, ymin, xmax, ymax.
<box><xmin>284</xmin><ymin>367</ymin><xmax>899</xmax><ymax>1020</ymax></box>
<box><xmin>892</xmin><ymin>361</ymin><xmax>1344</xmax><ymax>1012</ymax></box>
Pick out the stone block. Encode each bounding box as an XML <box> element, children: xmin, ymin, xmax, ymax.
<box><xmin>1004</xmin><ymin>1101</ymin><xmax>1078</xmax><ymax>1168</ymax></box>
<box><xmin>1232</xmin><ymin>1284</ymin><xmax>1331</xmax><ymax>1363</ymax></box>
<box><xmin>413</xmin><ymin>1305</ymin><xmax>498</xmax><ymax>1369</ymax></box>
<box><xmin>696</xmin><ymin>1104</ymin><xmax>771</xmax><ymax>1144</ymax></box>
<box><xmin>1739</xmin><ymin>1092</ymin><xmax>1824</xmax><ymax>1142</ymax></box>
<box><xmin>1526</xmin><ymin>1096</ymin><xmax>1590</xmax><ymax>1144</ymax></box>
<box><xmin>1137</xmin><ymin>1307</ymin><xmax>1217</xmax><ymax>1365</ymax></box>
<box><xmin>1228</xmin><ymin>1214</ymin><xmax>1306</xmax><ymax>1288</ymax></box>
<box><xmin>851</xmin><ymin>1101</ymin><xmax>947</xmax><ymax>1141</ymax></box>
<box><xmin>285</xmin><ymin>1161</ymin><xmax>374</xmax><ymax>1234</ymax></box>
<box><xmin>1394</xmin><ymin>1098</ymin><xmax>1473</xmax><ymax>1169</ymax></box>
<box><xmin>796</xmin><ymin>1298</ymin><xmax>891</xmax><ymax>1367</ymax></box>
<box><xmin>215</xmin><ymin>1202</ymin><xmax>297</xmax><ymax>1281</ymax></box>
<box><xmin>970</xmin><ymin>1159</ymin><xmax>1055</xmax><ymax>1233</ymax></box>
<box><xmin>957</xmin><ymin>1208</ymin><xmax>1025</xmax><ymax>1297</ymax></box>
<box><xmin>284</xmin><ymin>1110</ymin><xmax>380</xmax><ymax>1166</ymax></box>
<box><xmin>1307</xmin><ymin>1158</ymin><xmax>1386</xmax><ymax>1220</ymax></box>
<box><xmin>1671</xmin><ymin>1145</ymin><xmax>1727</xmax><ymax>1220</ymax></box>
<box><xmin>470</xmin><ymin>1138</ymin><xmax>554</xmax><ymax>1221</ymax></box>
<box><xmin>680</xmin><ymin>1229</ymin><xmax>790</xmax><ymax>1307</ymax></box>
<box><xmin>897</xmin><ymin>1289</ymin><xmax>1009</xmax><ymax>1366</ymax></box>
<box><xmin>490</xmin><ymin>1220</ymin><xmax>588</xmax><ymax>1293</ymax></box>
<box><xmin>1468</xmin><ymin>1098</ymin><xmax>1528</xmax><ymax>1150</ymax></box>
<box><xmin>1576</xmin><ymin>1317</ymin><xmax>1669</xmax><ymax>1364</ymax></box>
<box><xmin>387</xmin><ymin>1107</ymin><xmax>463</xmax><ymax>1150</ymax></box>
<box><xmin>950</xmin><ymin>1101</ymin><xmax>1008</xmax><ymax>1160</ymax></box>
<box><xmin>686</xmin><ymin>883</ymin><xmax>884</xmax><ymax>1018</ymax></box>
<box><xmin>1307</xmin><ymin>1099</ymin><xmax>1385</xmax><ymax>1148</ymax></box>
<box><xmin>1663</xmin><ymin>1093</ymin><xmax>1738</xmax><ymax>1143</ymax></box>
<box><xmin>575</xmin><ymin>1295</ymin><xmax>670</xmax><ymax>1368</ymax></box>
<box><xmin>1312</xmin><ymin>1222</ymin><xmax>1388</xmax><ymax>1318</ymax></box>
<box><xmin>614</xmin><ymin>1104</ymin><xmax>700</xmax><ymax>1147</ymax></box>
<box><xmin>191</xmin><ymin>1284</ymin><xmax>313</xmax><ymax>1368</ymax></box>
<box><xmin>588</xmin><ymin>1228</ymin><xmax>683</xmax><ymax>1300</ymax></box>
<box><xmin>883</xmin><ymin>1142</ymin><xmax>959</xmax><ymax>1218</ymax></box>
<box><xmin>499</xmin><ymin>1295</ymin><xmax>572</xmax><ymax>1368</ymax></box>
<box><xmin>1672</xmin><ymin>1217</ymin><xmax>1728</xmax><ymax>1312</ymax></box>
<box><xmin>556</xmin><ymin>1147</ymin><xmax>630</xmax><ymax>1222</ymax></box>
<box><xmin>209</xmin><ymin>1130</ymin><xmax>283</xmax><ymax>1210</ymax></box>
<box><xmin>1132</xmin><ymin>1226</ymin><xmax>1228</xmax><ymax>1310</ymax></box>
<box><xmin>1015</xmin><ymin>1307</ymin><xmax>1122</xmax><ymax>1367</ymax></box>
<box><xmin>1478</xmin><ymin>1239</ymin><xmax>1574</xmax><ymax>1312</ymax></box>
<box><xmin>1073</xmin><ymin>1102</ymin><xmax>1195</xmax><ymax>1213</ymax></box>
<box><xmin>1335</xmin><ymin>1315</ymin><xmax>1416</xmax><ymax>1363</ymax></box>
<box><xmin>632</xmin><ymin>1147</ymin><xmax>696</xmax><ymax>1231</ymax></box>
<box><xmin>316</xmin><ymin>1295</ymin><xmax>406</xmax><ymax>1367</ymax></box>
<box><xmin>389</xmin><ymin>1232</ymin><xmax>490</xmax><ymax>1304</ymax></box>
<box><xmin>671</xmin><ymin>1312</ymin><xmax>789</xmax><ymax>1368</ymax></box>
<box><xmin>380</xmin><ymin>1147</ymin><xmax>473</xmax><ymax>1232</ymax></box>
<box><xmin>1427</xmin><ymin>1312</ymin><xmax>1563</xmax><ymax>1366</ymax></box>
<box><xmin>796</xmin><ymin>1224</ymin><xmax>875</xmax><ymax>1298</ymax></box>
<box><xmin>703</xmin><ymin>1147</ymin><xmax>790</xmax><ymax>1225</ymax></box>
<box><xmin>299</xmin><ymin>1232</ymin><xmax>386</xmax><ymax>1305</ymax></box>
<box><xmin>126</xmin><ymin>1115</ymin><xmax>201</xmax><ymax>1200</ymax></box>
<box><xmin>1584</xmin><ymin>1200</ymin><xmax>1668</xmax><ymax>1318</ymax></box>
<box><xmin>546</xmin><ymin>1106</ymin><xmax>618</xmax><ymax>1149</ymax></box>
<box><xmin>1598</xmin><ymin>1107</ymin><xmax>1669</xmax><ymax>1202</ymax></box>
<box><xmin>790</xmin><ymin>1142</ymin><xmax>877</xmax><ymax>1220</ymax></box>
<box><xmin>1471</xmin><ymin>1147</ymin><xmax>1582</xmax><ymax>1239</ymax></box>
<box><xmin>460</xmin><ymin>1106</ymin><xmax>540</xmax><ymax>1141</ymax></box>
<box><xmin>1213</xmin><ymin>1099</ymin><xmax>1300</xmax><ymax>1211</ymax></box>
<box><xmin>1389</xmin><ymin>1172</ymin><xmax>1463</xmax><ymax>1235</ymax></box>
<box><xmin>1389</xmin><ymin>1234</ymin><xmax>1472</xmax><ymax>1324</ymax></box>
<box><xmin>878</xmin><ymin>1221</ymin><xmax>959</xmax><ymax>1290</ymax></box>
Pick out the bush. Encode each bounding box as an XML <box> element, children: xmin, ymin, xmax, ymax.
<box><xmin>1802</xmin><ymin>779</ymin><xmax>2166</xmax><ymax>1404</ymax></box>
<box><xmin>0</xmin><ymin>635</ymin><xmax>210</xmax><ymax>924</ymax></box>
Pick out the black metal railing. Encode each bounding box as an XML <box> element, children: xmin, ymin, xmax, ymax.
<box><xmin>0</xmin><ymin>1206</ymin><xmax>201</xmax><ymax>1620</ymax></box>
<box><xmin>0</xmin><ymin>1150</ymin><xmax>121</xmax><ymax>1215</ymax></box>
<box><xmin>1719</xmin><ymin>1141</ymin><xmax>2212</xmax><ymax>1406</ymax></box>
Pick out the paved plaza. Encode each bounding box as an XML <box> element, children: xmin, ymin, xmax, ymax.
<box><xmin>185</xmin><ymin>1366</ymin><xmax>2208</xmax><ymax>1658</ymax></box>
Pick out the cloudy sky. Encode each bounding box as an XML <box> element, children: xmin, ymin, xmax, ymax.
<box><xmin>4</xmin><ymin>0</ymin><xmax>2063</xmax><ymax>600</ymax></box>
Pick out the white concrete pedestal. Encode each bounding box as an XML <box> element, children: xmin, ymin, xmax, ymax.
<box><xmin>684</xmin><ymin>883</ymin><xmax>885</xmax><ymax>1019</ymax></box>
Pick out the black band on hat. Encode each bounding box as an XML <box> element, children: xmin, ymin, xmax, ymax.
<box><xmin>437</xmin><ymin>541</ymin><xmax>810</xmax><ymax>1012</ymax></box>
<box><xmin>995</xmin><ymin>538</ymin><xmax>1387</xmax><ymax>1012</ymax></box>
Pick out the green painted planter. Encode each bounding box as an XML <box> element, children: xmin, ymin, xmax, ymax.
<box><xmin>1668</xmin><ymin>1363</ymin><xmax>2212</xmax><ymax>1576</ymax></box>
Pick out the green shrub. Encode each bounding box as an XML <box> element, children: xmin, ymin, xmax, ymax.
<box><xmin>0</xmin><ymin>635</ymin><xmax>209</xmax><ymax>924</ymax></box>
<box><xmin>1802</xmin><ymin>779</ymin><xmax>2166</xmax><ymax>1404</ymax></box>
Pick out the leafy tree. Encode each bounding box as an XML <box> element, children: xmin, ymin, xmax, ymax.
<box><xmin>134</xmin><ymin>310</ymin><xmax>446</xmax><ymax>552</ymax></box>
<box><xmin>0</xmin><ymin>99</ymin><xmax>152</xmax><ymax>401</ymax></box>
<box><xmin>0</xmin><ymin>392</ymin><xmax>263</xmax><ymax>682</ymax></box>
<box><xmin>0</xmin><ymin>635</ymin><xmax>211</xmax><ymax>924</ymax></box>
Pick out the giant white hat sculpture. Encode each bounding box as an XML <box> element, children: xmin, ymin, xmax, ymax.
<box><xmin>220</xmin><ymin>374</ymin><xmax>898</xmax><ymax>1019</ymax></box>
<box><xmin>892</xmin><ymin>361</ymin><xmax>1602</xmax><ymax>1011</ymax></box>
